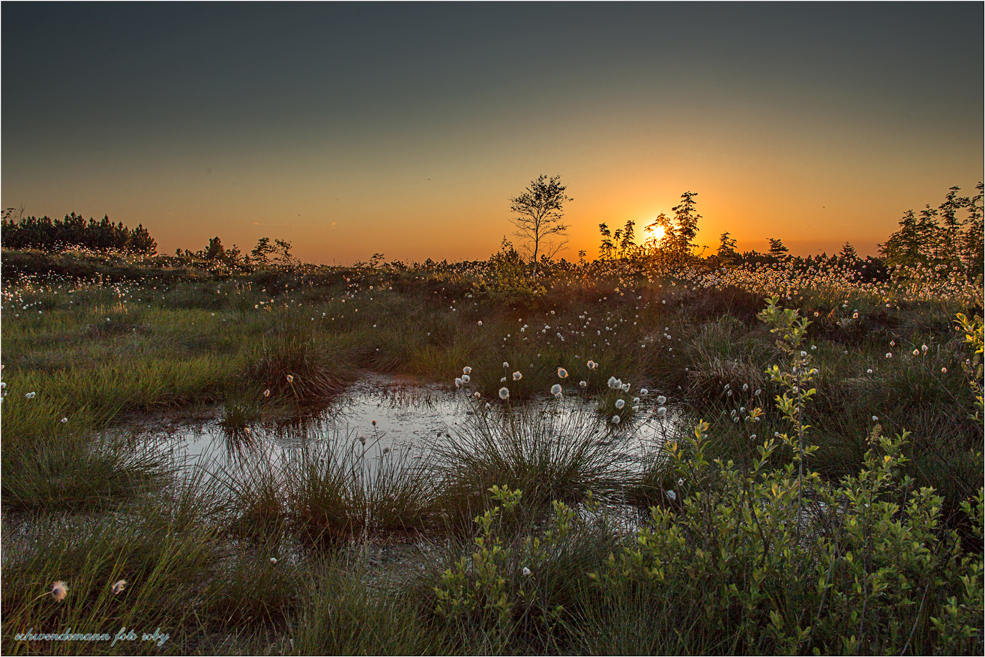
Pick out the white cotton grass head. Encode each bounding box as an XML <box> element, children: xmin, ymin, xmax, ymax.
<box><xmin>112</xmin><ymin>579</ymin><xmax>127</xmax><ymax>595</ymax></box>
<box><xmin>615</xmin><ymin>398</ymin><xmax>625</xmax><ymax>409</ymax></box>
<box><xmin>463</xmin><ymin>366</ymin><xmax>472</xmax><ymax>374</ymax></box>
<box><xmin>513</xmin><ymin>371</ymin><xmax>522</xmax><ymax>381</ymax></box>
<box><xmin>666</xmin><ymin>489</ymin><xmax>677</xmax><ymax>501</ymax></box>
<box><xmin>611</xmin><ymin>414</ymin><xmax>621</xmax><ymax>425</ymax></box>
<box><xmin>461</xmin><ymin>374</ymin><xmax>470</xmax><ymax>383</ymax></box>
<box><xmin>579</xmin><ymin>380</ymin><xmax>587</xmax><ymax>388</ymax></box>
<box><xmin>455</xmin><ymin>377</ymin><xmax>463</xmax><ymax>388</ymax></box>
<box><xmin>522</xmin><ymin>567</ymin><xmax>532</xmax><ymax>577</ymax></box>
<box><xmin>52</xmin><ymin>581</ymin><xmax>69</xmax><ymax>602</ymax></box>
<box><xmin>656</xmin><ymin>406</ymin><xmax>667</xmax><ymax>417</ymax></box>
<box><xmin>499</xmin><ymin>387</ymin><xmax>510</xmax><ymax>400</ymax></box>
<box><xmin>557</xmin><ymin>367</ymin><xmax>568</xmax><ymax>379</ymax></box>
<box><xmin>286</xmin><ymin>374</ymin><xmax>294</xmax><ymax>383</ymax></box>
<box><xmin>551</xmin><ymin>384</ymin><xmax>562</xmax><ymax>396</ymax></box>
<box><xmin>639</xmin><ymin>388</ymin><xmax>648</xmax><ymax>395</ymax></box>
<box><xmin>503</xmin><ymin>361</ymin><xmax>509</xmax><ymax>368</ymax></box>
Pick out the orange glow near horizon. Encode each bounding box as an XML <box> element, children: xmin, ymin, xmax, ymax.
<box><xmin>2</xmin><ymin>4</ymin><xmax>981</xmax><ymax>265</ymax></box>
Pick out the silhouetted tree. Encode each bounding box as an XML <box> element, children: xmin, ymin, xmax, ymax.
<box><xmin>508</xmin><ymin>174</ymin><xmax>572</xmax><ymax>277</ymax></box>
<box><xmin>618</xmin><ymin>219</ymin><xmax>636</xmax><ymax>256</ymax></box>
<box><xmin>839</xmin><ymin>241</ymin><xmax>858</xmax><ymax>262</ymax></box>
<box><xmin>598</xmin><ymin>223</ymin><xmax>614</xmax><ymax>259</ymax></box>
<box><xmin>717</xmin><ymin>231</ymin><xmax>737</xmax><ymax>258</ymax></box>
<box><xmin>880</xmin><ymin>183</ymin><xmax>983</xmax><ymax>275</ymax></box>
<box><xmin>644</xmin><ymin>212</ymin><xmax>673</xmax><ymax>249</ymax></box>
<box><xmin>669</xmin><ymin>191</ymin><xmax>701</xmax><ymax>258</ymax></box>
<box><xmin>0</xmin><ymin>211</ymin><xmax>156</xmax><ymax>254</ymax></box>
<box><xmin>251</xmin><ymin>237</ymin><xmax>276</xmax><ymax>265</ymax></box>
<box><xmin>768</xmin><ymin>238</ymin><xmax>789</xmax><ymax>258</ymax></box>
<box><xmin>127</xmin><ymin>224</ymin><xmax>157</xmax><ymax>254</ymax></box>
<box><xmin>961</xmin><ymin>182</ymin><xmax>984</xmax><ymax>274</ymax></box>
<box><xmin>204</xmin><ymin>236</ymin><xmax>225</xmax><ymax>261</ymax></box>
<box><xmin>273</xmin><ymin>239</ymin><xmax>296</xmax><ymax>266</ymax></box>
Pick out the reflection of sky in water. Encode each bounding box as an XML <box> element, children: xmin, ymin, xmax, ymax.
<box><xmin>127</xmin><ymin>373</ymin><xmax>685</xmax><ymax>472</ymax></box>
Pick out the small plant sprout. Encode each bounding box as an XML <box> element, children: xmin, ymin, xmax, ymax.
<box><xmin>499</xmin><ymin>387</ymin><xmax>510</xmax><ymax>400</ymax></box>
<box><xmin>112</xmin><ymin>580</ymin><xmax>127</xmax><ymax>595</ymax></box>
<box><xmin>513</xmin><ymin>371</ymin><xmax>522</xmax><ymax>381</ymax></box>
<box><xmin>557</xmin><ymin>367</ymin><xmax>568</xmax><ymax>379</ymax></box>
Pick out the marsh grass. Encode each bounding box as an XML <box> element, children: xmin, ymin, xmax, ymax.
<box><xmin>1</xmin><ymin>423</ymin><xmax>171</xmax><ymax>514</ymax></box>
<box><xmin>0</xmin><ymin>509</ymin><xmax>218</xmax><ymax>655</ymax></box>
<box><xmin>287</xmin><ymin>555</ymin><xmax>445</xmax><ymax>655</ymax></box>
<box><xmin>3</xmin><ymin>253</ymin><xmax>984</xmax><ymax>655</ymax></box>
<box><xmin>244</xmin><ymin>313</ymin><xmax>351</xmax><ymax>406</ymax></box>
<box><xmin>435</xmin><ymin>398</ymin><xmax>633</xmax><ymax>523</ymax></box>
<box><xmin>286</xmin><ymin>434</ymin><xmax>440</xmax><ymax>544</ymax></box>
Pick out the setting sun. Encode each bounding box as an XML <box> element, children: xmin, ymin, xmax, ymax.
<box><xmin>646</xmin><ymin>224</ymin><xmax>666</xmax><ymax>242</ymax></box>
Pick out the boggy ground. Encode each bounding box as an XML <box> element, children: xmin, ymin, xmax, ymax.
<box><xmin>1</xmin><ymin>252</ymin><xmax>982</xmax><ymax>655</ymax></box>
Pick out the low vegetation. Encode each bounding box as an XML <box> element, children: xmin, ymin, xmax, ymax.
<box><xmin>2</xmin><ymin>185</ymin><xmax>982</xmax><ymax>654</ymax></box>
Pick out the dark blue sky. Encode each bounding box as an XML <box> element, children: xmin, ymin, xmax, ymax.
<box><xmin>4</xmin><ymin>2</ymin><xmax>982</xmax><ymax>262</ymax></box>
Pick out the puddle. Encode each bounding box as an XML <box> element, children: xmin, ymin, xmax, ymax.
<box><xmin>113</xmin><ymin>373</ymin><xmax>686</xmax><ymax>475</ymax></box>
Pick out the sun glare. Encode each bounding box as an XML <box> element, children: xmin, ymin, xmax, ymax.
<box><xmin>647</xmin><ymin>224</ymin><xmax>666</xmax><ymax>241</ymax></box>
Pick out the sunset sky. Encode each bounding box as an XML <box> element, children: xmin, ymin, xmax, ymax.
<box><xmin>3</xmin><ymin>2</ymin><xmax>982</xmax><ymax>265</ymax></box>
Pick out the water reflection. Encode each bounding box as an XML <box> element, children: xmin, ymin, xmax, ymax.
<box><xmin>124</xmin><ymin>373</ymin><xmax>685</xmax><ymax>474</ymax></box>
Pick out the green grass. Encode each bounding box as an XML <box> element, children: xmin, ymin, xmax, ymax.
<box><xmin>2</xmin><ymin>250</ymin><xmax>982</xmax><ymax>654</ymax></box>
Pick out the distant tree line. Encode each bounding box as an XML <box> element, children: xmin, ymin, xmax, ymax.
<box><xmin>1</xmin><ymin>209</ymin><xmax>157</xmax><ymax>254</ymax></box>
<box><xmin>879</xmin><ymin>183</ymin><xmax>983</xmax><ymax>274</ymax></box>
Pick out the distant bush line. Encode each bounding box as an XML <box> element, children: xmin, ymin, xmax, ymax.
<box><xmin>1</xmin><ymin>210</ymin><xmax>157</xmax><ymax>254</ymax></box>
